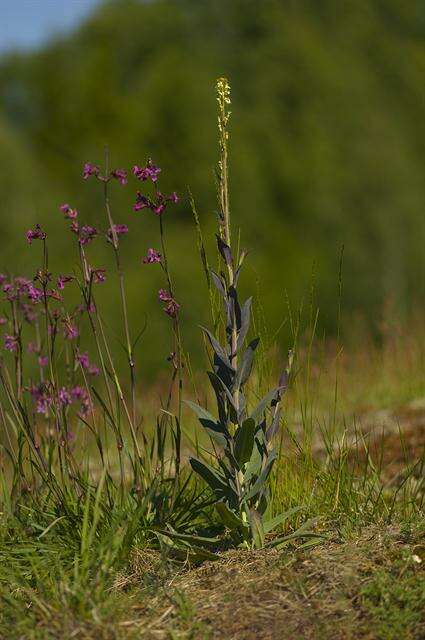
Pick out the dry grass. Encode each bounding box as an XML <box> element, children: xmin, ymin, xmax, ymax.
<box><xmin>108</xmin><ymin>524</ymin><xmax>424</xmax><ymax>640</ymax></box>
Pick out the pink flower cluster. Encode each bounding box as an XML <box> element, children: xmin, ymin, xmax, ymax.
<box><xmin>142</xmin><ymin>248</ymin><xmax>161</xmax><ymax>264</ymax></box>
<box><xmin>4</xmin><ymin>334</ymin><xmax>17</xmax><ymax>351</ymax></box>
<box><xmin>60</xmin><ymin>203</ymin><xmax>98</xmax><ymax>246</ymax></box>
<box><xmin>90</xmin><ymin>267</ymin><xmax>106</xmax><ymax>284</ymax></box>
<box><xmin>2</xmin><ymin>276</ymin><xmax>51</xmax><ymax>305</ymax></box>
<box><xmin>76</xmin><ymin>351</ymin><xmax>100</xmax><ymax>376</ymax></box>
<box><xmin>29</xmin><ymin>383</ymin><xmax>91</xmax><ymax>416</ymax></box>
<box><xmin>158</xmin><ymin>289</ymin><xmax>180</xmax><ymax>318</ymax></box>
<box><xmin>63</xmin><ymin>319</ymin><xmax>79</xmax><ymax>341</ymax></box>
<box><xmin>134</xmin><ymin>190</ymin><xmax>178</xmax><ymax>216</ymax></box>
<box><xmin>133</xmin><ymin>159</ymin><xmax>161</xmax><ymax>183</ymax></box>
<box><xmin>107</xmin><ymin>224</ymin><xmax>128</xmax><ymax>242</ymax></box>
<box><xmin>132</xmin><ymin>159</ymin><xmax>178</xmax><ymax>215</ymax></box>
<box><xmin>83</xmin><ymin>163</ymin><xmax>127</xmax><ymax>186</ymax></box>
<box><xmin>26</xmin><ymin>224</ymin><xmax>46</xmax><ymax>244</ymax></box>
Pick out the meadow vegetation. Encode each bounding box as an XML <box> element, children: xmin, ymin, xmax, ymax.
<box><xmin>0</xmin><ymin>76</ymin><xmax>423</xmax><ymax>639</ymax></box>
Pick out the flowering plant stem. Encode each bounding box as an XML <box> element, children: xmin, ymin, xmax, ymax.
<box><xmin>102</xmin><ymin>156</ymin><xmax>137</xmax><ymax>431</ymax></box>
<box><xmin>158</xmin><ymin>215</ymin><xmax>183</xmax><ymax>476</ymax></box>
<box><xmin>187</xmin><ymin>78</ymin><xmax>292</xmax><ymax>548</ymax></box>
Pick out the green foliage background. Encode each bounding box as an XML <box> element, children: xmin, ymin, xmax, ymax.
<box><xmin>0</xmin><ymin>0</ymin><xmax>424</xmax><ymax>375</ymax></box>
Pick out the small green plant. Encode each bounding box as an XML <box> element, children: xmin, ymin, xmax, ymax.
<box><xmin>187</xmin><ymin>79</ymin><xmax>295</xmax><ymax>548</ymax></box>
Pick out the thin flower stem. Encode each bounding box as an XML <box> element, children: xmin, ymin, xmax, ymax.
<box><xmin>10</xmin><ymin>299</ymin><xmax>22</xmax><ymax>400</ymax></box>
<box><xmin>102</xmin><ymin>157</ymin><xmax>137</xmax><ymax>430</ymax></box>
<box><xmin>77</xmin><ymin>245</ymin><xmax>130</xmax><ymax>489</ymax></box>
<box><xmin>158</xmin><ymin>216</ymin><xmax>183</xmax><ymax>469</ymax></box>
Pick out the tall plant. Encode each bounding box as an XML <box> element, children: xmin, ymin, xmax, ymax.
<box><xmin>188</xmin><ymin>79</ymin><xmax>293</xmax><ymax>548</ymax></box>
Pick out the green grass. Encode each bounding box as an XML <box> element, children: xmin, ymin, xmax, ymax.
<box><xmin>1</xmin><ymin>362</ymin><xmax>424</xmax><ymax>639</ymax></box>
<box><xmin>1</xmin><ymin>306</ymin><xmax>425</xmax><ymax>639</ymax></box>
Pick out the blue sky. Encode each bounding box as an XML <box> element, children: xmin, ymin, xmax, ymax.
<box><xmin>0</xmin><ymin>0</ymin><xmax>102</xmax><ymax>55</ymax></box>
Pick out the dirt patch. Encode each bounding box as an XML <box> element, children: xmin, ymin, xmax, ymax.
<box><xmin>122</xmin><ymin>525</ymin><xmax>425</xmax><ymax>639</ymax></box>
<box><xmin>347</xmin><ymin>398</ymin><xmax>425</xmax><ymax>483</ymax></box>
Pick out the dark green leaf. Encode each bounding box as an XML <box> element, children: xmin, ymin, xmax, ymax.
<box><xmin>185</xmin><ymin>400</ymin><xmax>228</xmax><ymax>446</ymax></box>
<box><xmin>207</xmin><ymin>371</ymin><xmax>228</xmax><ymax>425</ymax></box>
<box><xmin>201</xmin><ymin>326</ymin><xmax>234</xmax><ymax>371</ymax></box>
<box><xmin>155</xmin><ymin>529</ymin><xmax>221</xmax><ymax>547</ymax></box>
<box><xmin>234</xmin><ymin>418</ymin><xmax>257</xmax><ymax>466</ymax></box>
<box><xmin>250</xmin><ymin>387</ymin><xmax>281</xmax><ymax>422</ymax></box>
<box><xmin>216</xmin><ymin>234</ymin><xmax>233</xmax><ymax>267</ymax></box>
<box><xmin>210</xmin><ymin>270</ymin><xmax>227</xmax><ymax>300</ymax></box>
<box><xmin>216</xmin><ymin>502</ymin><xmax>246</xmax><ymax>531</ymax></box>
<box><xmin>234</xmin><ymin>338</ymin><xmax>259</xmax><ymax>390</ymax></box>
<box><xmin>266</xmin><ymin>407</ymin><xmax>282</xmax><ymax>442</ymax></box>
<box><xmin>243</xmin><ymin>449</ymin><xmax>277</xmax><ymax>502</ymax></box>
<box><xmin>244</xmin><ymin>430</ymin><xmax>267</xmax><ymax>485</ymax></box>
<box><xmin>155</xmin><ymin>533</ymin><xmax>219</xmax><ymax>562</ymax></box>
<box><xmin>237</xmin><ymin>297</ymin><xmax>252</xmax><ymax>349</ymax></box>
<box><xmin>189</xmin><ymin>458</ymin><xmax>233</xmax><ymax>499</ymax></box>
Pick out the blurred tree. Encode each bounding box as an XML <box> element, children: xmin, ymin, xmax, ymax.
<box><xmin>0</xmin><ymin>0</ymin><xmax>424</xmax><ymax>374</ymax></box>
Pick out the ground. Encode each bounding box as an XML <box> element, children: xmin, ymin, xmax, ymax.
<box><xmin>22</xmin><ymin>524</ymin><xmax>422</xmax><ymax>640</ymax></box>
<box><xmin>1</xmin><ymin>393</ymin><xmax>424</xmax><ymax>639</ymax></box>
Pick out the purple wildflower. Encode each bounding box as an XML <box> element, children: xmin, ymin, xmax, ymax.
<box><xmin>0</xmin><ymin>317</ymin><xmax>7</xmax><ymax>326</ymax></box>
<box><xmin>57</xmin><ymin>275</ymin><xmax>73</xmax><ymax>290</ymax></box>
<box><xmin>60</xmin><ymin>204</ymin><xmax>78</xmax><ymax>220</ymax></box>
<box><xmin>107</xmin><ymin>224</ymin><xmax>128</xmax><ymax>242</ymax></box>
<box><xmin>83</xmin><ymin>163</ymin><xmax>100</xmax><ymax>180</ymax></box>
<box><xmin>158</xmin><ymin>289</ymin><xmax>180</xmax><ymax>318</ymax></box>
<box><xmin>133</xmin><ymin>193</ymin><xmax>152</xmax><ymax>212</ymax></box>
<box><xmin>3</xmin><ymin>283</ymin><xmax>15</xmax><ymax>300</ymax></box>
<box><xmin>71</xmin><ymin>386</ymin><xmax>85</xmax><ymax>400</ymax></box>
<box><xmin>164</xmin><ymin>299</ymin><xmax>180</xmax><ymax>318</ymax></box>
<box><xmin>142</xmin><ymin>248</ymin><xmax>162</xmax><ymax>264</ymax></box>
<box><xmin>27</xmin><ymin>284</ymin><xmax>43</xmax><ymax>302</ymax></box>
<box><xmin>47</xmin><ymin>289</ymin><xmax>62</xmax><ymax>302</ymax></box>
<box><xmin>38</xmin><ymin>355</ymin><xmax>48</xmax><ymax>367</ymax></box>
<box><xmin>77</xmin><ymin>352</ymin><xmax>90</xmax><ymax>369</ymax></box>
<box><xmin>21</xmin><ymin>303</ymin><xmax>38</xmax><ymax>324</ymax></box>
<box><xmin>77</xmin><ymin>351</ymin><xmax>99</xmax><ymax>376</ymax></box>
<box><xmin>133</xmin><ymin>159</ymin><xmax>161</xmax><ymax>183</ymax></box>
<box><xmin>90</xmin><ymin>268</ymin><xmax>106</xmax><ymax>284</ymax></box>
<box><xmin>29</xmin><ymin>384</ymin><xmax>52</xmax><ymax>415</ymax></box>
<box><xmin>63</xmin><ymin>322</ymin><xmax>78</xmax><ymax>340</ymax></box>
<box><xmin>26</xmin><ymin>224</ymin><xmax>46</xmax><ymax>244</ymax></box>
<box><xmin>88</xmin><ymin>364</ymin><xmax>100</xmax><ymax>376</ymax></box>
<box><xmin>15</xmin><ymin>277</ymin><xmax>32</xmax><ymax>293</ymax></box>
<box><xmin>133</xmin><ymin>191</ymin><xmax>178</xmax><ymax>216</ymax></box>
<box><xmin>4</xmin><ymin>334</ymin><xmax>18</xmax><ymax>351</ymax></box>
<box><xmin>153</xmin><ymin>191</ymin><xmax>179</xmax><ymax>215</ymax></box>
<box><xmin>110</xmin><ymin>168</ymin><xmax>127</xmax><ymax>185</ymax></box>
<box><xmin>58</xmin><ymin>387</ymin><xmax>72</xmax><ymax>407</ymax></box>
<box><xmin>27</xmin><ymin>342</ymin><xmax>39</xmax><ymax>354</ymax></box>
<box><xmin>77</xmin><ymin>301</ymin><xmax>96</xmax><ymax>315</ymax></box>
<box><xmin>78</xmin><ymin>225</ymin><xmax>97</xmax><ymax>246</ymax></box>
<box><xmin>71</xmin><ymin>386</ymin><xmax>91</xmax><ymax>415</ymax></box>
<box><xmin>159</xmin><ymin>289</ymin><xmax>170</xmax><ymax>302</ymax></box>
